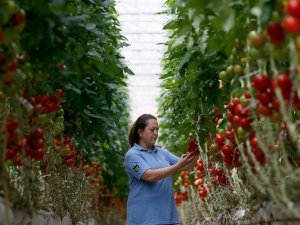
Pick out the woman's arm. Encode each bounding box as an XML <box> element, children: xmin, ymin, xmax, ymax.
<box><xmin>141</xmin><ymin>152</ymin><xmax>195</xmax><ymax>182</ymax></box>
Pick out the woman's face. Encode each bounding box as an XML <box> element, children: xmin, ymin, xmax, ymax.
<box><xmin>138</xmin><ymin>119</ymin><xmax>159</xmax><ymax>148</ymax></box>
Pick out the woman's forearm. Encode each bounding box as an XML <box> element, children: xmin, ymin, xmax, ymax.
<box><xmin>142</xmin><ymin>164</ymin><xmax>180</xmax><ymax>182</ymax></box>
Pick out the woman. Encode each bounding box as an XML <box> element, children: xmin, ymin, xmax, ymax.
<box><xmin>124</xmin><ymin>114</ymin><xmax>198</xmax><ymax>225</ymax></box>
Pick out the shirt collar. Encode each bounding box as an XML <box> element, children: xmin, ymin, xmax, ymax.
<box><xmin>133</xmin><ymin>143</ymin><xmax>158</xmax><ymax>152</ymax></box>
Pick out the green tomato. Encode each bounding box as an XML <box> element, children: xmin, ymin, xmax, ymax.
<box><xmin>219</xmin><ymin>70</ymin><xmax>229</xmax><ymax>81</ymax></box>
<box><xmin>1</xmin><ymin>1</ymin><xmax>18</xmax><ymax>24</ymax></box>
<box><xmin>226</xmin><ymin>65</ymin><xmax>234</xmax><ymax>78</ymax></box>
<box><xmin>237</xmin><ymin>127</ymin><xmax>247</xmax><ymax>141</ymax></box>
<box><xmin>38</xmin><ymin>114</ymin><xmax>52</xmax><ymax>126</ymax></box>
<box><xmin>233</xmin><ymin>65</ymin><xmax>243</xmax><ymax>76</ymax></box>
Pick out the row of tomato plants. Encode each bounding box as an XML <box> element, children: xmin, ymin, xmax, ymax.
<box><xmin>159</xmin><ymin>0</ymin><xmax>300</xmax><ymax>222</ymax></box>
<box><xmin>0</xmin><ymin>0</ymin><xmax>130</xmax><ymax>223</ymax></box>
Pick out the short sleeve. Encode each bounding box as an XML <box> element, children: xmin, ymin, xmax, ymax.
<box><xmin>162</xmin><ymin>149</ymin><xmax>179</xmax><ymax>165</ymax></box>
<box><xmin>124</xmin><ymin>152</ymin><xmax>151</xmax><ymax>180</ymax></box>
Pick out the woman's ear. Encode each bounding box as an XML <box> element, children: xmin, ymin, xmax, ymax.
<box><xmin>137</xmin><ymin>128</ymin><xmax>143</xmax><ymax>137</ymax></box>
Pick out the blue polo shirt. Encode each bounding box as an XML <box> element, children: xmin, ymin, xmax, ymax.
<box><xmin>124</xmin><ymin>143</ymin><xmax>180</xmax><ymax>225</ymax></box>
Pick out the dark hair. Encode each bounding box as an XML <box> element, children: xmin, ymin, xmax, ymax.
<box><xmin>128</xmin><ymin>114</ymin><xmax>157</xmax><ymax>147</ymax></box>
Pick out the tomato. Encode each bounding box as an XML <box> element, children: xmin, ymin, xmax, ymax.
<box><xmin>256</xmin><ymin>103</ymin><xmax>272</xmax><ymax>116</ymax></box>
<box><xmin>7</xmin><ymin>61</ymin><xmax>19</xmax><ymax>72</ymax></box>
<box><xmin>248</xmin><ymin>31</ymin><xmax>266</xmax><ymax>48</ymax></box>
<box><xmin>237</xmin><ymin>127</ymin><xmax>247</xmax><ymax>140</ymax></box>
<box><xmin>65</xmin><ymin>158</ymin><xmax>75</xmax><ymax>167</ymax></box>
<box><xmin>33</xmin><ymin>128</ymin><xmax>44</xmax><ymax>139</ymax></box>
<box><xmin>233</xmin><ymin>65</ymin><xmax>243</xmax><ymax>76</ymax></box>
<box><xmin>5</xmin><ymin>148</ymin><xmax>16</xmax><ymax>160</ymax></box>
<box><xmin>210</xmin><ymin>143</ymin><xmax>218</xmax><ymax>154</ymax></box>
<box><xmin>225</xmin><ymin>130</ymin><xmax>234</xmax><ymax>140</ymax></box>
<box><xmin>219</xmin><ymin>70</ymin><xmax>229</xmax><ymax>81</ymax></box>
<box><xmin>215</xmin><ymin>134</ymin><xmax>224</xmax><ymax>145</ymax></box>
<box><xmin>218</xmin><ymin>175</ymin><xmax>229</xmax><ymax>185</ymax></box>
<box><xmin>34</xmin><ymin>138</ymin><xmax>44</xmax><ymax>149</ymax></box>
<box><xmin>274</xmin><ymin>73</ymin><xmax>292</xmax><ymax>95</ymax></box>
<box><xmin>267</xmin><ymin>22</ymin><xmax>285</xmax><ymax>45</ymax></box>
<box><xmin>233</xmin><ymin>115</ymin><xmax>241</xmax><ymax>126</ymax></box>
<box><xmin>0</xmin><ymin>31</ymin><xmax>5</xmax><ymax>43</ymax></box>
<box><xmin>196</xmin><ymin>160</ymin><xmax>204</xmax><ymax>171</ymax></box>
<box><xmin>250</xmin><ymin>136</ymin><xmax>258</xmax><ymax>148</ymax></box>
<box><xmin>221</xmin><ymin>144</ymin><xmax>233</xmax><ymax>156</ymax></box>
<box><xmin>56</xmin><ymin>89</ymin><xmax>64</xmax><ymax>99</ymax></box>
<box><xmin>66</xmin><ymin>150</ymin><xmax>76</xmax><ymax>159</ymax></box>
<box><xmin>258</xmin><ymin>92</ymin><xmax>273</xmax><ymax>106</ymax></box>
<box><xmin>199</xmin><ymin>187</ymin><xmax>208</xmax><ymax>198</ymax></box>
<box><xmin>283</xmin><ymin>15</ymin><xmax>300</xmax><ymax>34</ymax></box>
<box><xmin>226</xmin><ymin>65</ymin><xmax>234</xmax><ymax>78</ymax></box>
<box><xmin>45</xmin><ymin>102</ymin><xmax>59</xmax><ymax>113</ymax></box>
<box><xmin>187</xmin><ymin>138</ymin><xmax>200</xmax><ymax>155</ymax></box>
<box><xmin>13</xmin><ymin>154</ymin><xmax>22</xmax><ymax>166</ymax></box>
<box><xmin>226</xmin><ymin>102</ymin><xmax>235</xmax><ymax>112</ymax></box>
<box><xmin>6</xmin><ymin>118</ymin><xmax>18</xmax><ymax>132</ymax></box>
<box><xmin>194</xmin><ymin>178</ymin><xmax>205</xmax><ymax>187</ymax></box>
<box><xmin>232</xmin><ymin>97</ymin><xmax>240</xmax><ymax>105</ymax></box>
<box><xmin>287</xmin><ymin>0</ymin><xmax>300</xmax><ymax>18</ymax></box>
<box><xmin>209</xmin><ymin>178</ymin><xmax>217</xmax><ymax>186</ymax></box>
<box><xmin>239</xmin><ymin>118</ymin><xmax>251</xmax><ymax>129</ymax></box>
<box><xmin>9</xmin><ymin>10</ymin><xmax>26</xmax><ymax>26</ymax></box>
<box><xmin>251</xmin><ymin>74</ymin><xmax>272</xmax><ymax>92</ymax></box>
<box><xmin>226</xmin><ymin>111</ymin><xmax>234</xmax><ymax>122</ymax></box>
<box><xmin>271</xmin><ymin>98</ymin><xmax>280</xmax><ymax>111</ymax></box>
<box><xmin>209</xmin><ymin>167</ymin><xmax>223</xmax><ymax>176</ymax></box>
<box><xmin>244</xmin><ymin>91</ymin><xmax>252</xmax><ymax>99</ymax></box>
<box><xmin>33</xmin><ymin>148</ymin><xmax>45</xmax><ymax>160</ymax></box>
<box><xmin>252</xmin><ymin>148</ymin><xmax>266</xmax><ymax>165</ymax></box>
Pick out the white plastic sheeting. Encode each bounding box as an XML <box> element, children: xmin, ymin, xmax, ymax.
<box><xmin>116</xmin><ymin>0</ymin><xmax>169</xmax><ymax>123</ymax></box>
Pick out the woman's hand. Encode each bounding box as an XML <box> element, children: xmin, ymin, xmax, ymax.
<box><xmin>175</xmin><ymin>152</ymin><xmax>197</xmax><ymax>170</ymax></box>
<box><xmin>178</xmin><ymin>153</ymin><xmax>199</xmax><ymax>171</ymax></box>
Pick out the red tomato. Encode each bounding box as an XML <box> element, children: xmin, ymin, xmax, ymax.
<box><xmin>225</xmin><ymin>130</ymin><xmax>234</xmax><ymax>140</ymax></box>
<box><xmin>196</xmin><ymin>160</ymin><xmax>204</xmax><ymax>171</ymax></box>
<box><xmin>33</xmin><ymin>128</ymin><xmax>44</xmax><ymax>139</ymax></box>
<box><xmin>221</xmin><ymin>144</ymin><xmax>233</xmax><ymax>156</ymax></box>
<box><xmin>65</xmin><ymin>158</ymin><xmax>75</xmax><ymax>167</ymax></box>
<box><xmin>13</xmin><ymin>154</ymin><xmax>23</xmax><ymax>166</ymax></box>
<box><xmin>226</xmin><ymin>111</ymin><xmax>234</xmax><ymax>122</ymax></box>
<box><xmin>5</xmin><ymin>148</ymin><xmax>16</xmax><ymax>160</ymax></box>
<box><xmin>199</xmin><ymin>187</ymin><xmax>208</xmax><ymax>198</ymax></box>
<box><xmin>287</xmin><ymin>0</ymin><xmax>300</xmax><ymax>18</ymax></box>
<box><xmin>267</xmin><ymin>21</ymin><xmax>285</xmax><ymax>45</ymax></box>
<box><xmin>33</xmin><ymin>148</ymin><xmax>45</xmax><ymax>160</ymax></box>
<box><xmin>251</xmin><ymin>74</ymin><xmax>272</xmax><ymax>92</ymax></box>
<box><xmin>6</xmin><ymin>118</ymin><xmax>18</xmax><ymax>133</ymax></box>
<box><xmin>240</xmin><ymin>118</ymin><xmax>251</xmax><ymax>129</ymax></box>
<box><xmin>257</xmin><ymin>103</ymin><xmax>272</xmax><ymax>116</ymax></box>
<box><xmin>211</xmin><ymin>178</ymin><xmax>218</xmax><ymax>185</ymax></box>
<box><xmin>215</xmin><ymin>134</ymin><xmax>224</xmax><ymax>145</ymax></box>
<box><xmin>283</xmin><ymin>15</ymin><xmax>300</xmax><ymax>34</ymax></box>
<box><xmin>9</xmin><ymin>11</ymin><xmax>26</xmax><ymax>26</ymax></box>
<box><xmin>233</xmin><ymin>115</ymin><xmax>241</xmax><ymax>126</ymax></box>
<box><xmin>226</xmin><ymin>102</ymin><xmax>236</xmax><ymax>112</ymax></box>
<box><xmin>34</xmin><ymin>138</ymin><xmax>44</xmax><ymax>149</ymax></box>
<box><xmin>275</xmin><ymin>74</ymin><xmax>292</xmax><ymax>94</ymax></box>
<box><xmin>56</xmin><ymin>89</ymin><xmax>64</xmax><ymax>99</ymax></box>
<box><xmin>258</xmin><ymin>92</ymin><xmax>273</xmax><ymax>106</ymax></box>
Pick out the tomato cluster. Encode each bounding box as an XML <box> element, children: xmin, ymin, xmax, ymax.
<box><xmin>252</xmin><ymin>73</ymin><xmax>300</xmax><ymax>117</ymax></box>
<box><xmin>283</xmin><ymin>0</ymin><xmax>300</xmax><ymax>34</ymax></box>
<box><xmin>187</xmin><ymin>138</ymin><xmax>200</xmax><ymax>156</ymax></box>
<box><xmin>4</xmin><ymin>118</ymin><xmax>22</xmax><ymax>165</ymax></box>
<box><xmin>27</xmin><ymin>91</ymin><xmax>63</xmax><ymax>114</ymax></box>
<box><xmin>23</xmin><ymin>127</ymin><xmax>45</xmax><ymax>161</ymax></box>
<box><xmin>0</xmin><ymin>1</ymin><xmax>25</xmax><ymax>91</ymax></box>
